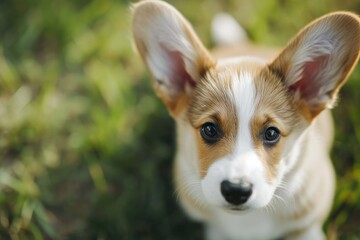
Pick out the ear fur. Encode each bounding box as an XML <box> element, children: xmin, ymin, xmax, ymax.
<box><xmin>269</xmin><ymin>12</ymin><xmax>360</xmax><ymax>120</ymax></box>
<box><xmin>132</xmin><ymin>0</ymin><xmax>215</xmax><ymax>116</ymax></box>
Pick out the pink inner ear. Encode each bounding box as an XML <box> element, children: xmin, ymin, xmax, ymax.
<box><xmin>288</xmin><ymin>55</ymin><xmax>329</xmax><ymax>101</ymax></box>
<box><xmin>166</xmin><ymin>49</ymin><xmax>196</xmax><ymax>92</ymax></box>
<box><xmin>168</xmin><ymin>50</ymin><xmax>196</xmax><ymax>88</ymax></box>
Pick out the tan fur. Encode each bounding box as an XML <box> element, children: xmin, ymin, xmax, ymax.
<box><xmin>188</xmin><ymin>68</ymin><xmax>238</xmax><ymax>178</ymax></box>
<box><xmin>251</xmin><ymin>67</ymin><xmax>300</xmax><ymax>181</ymax></box>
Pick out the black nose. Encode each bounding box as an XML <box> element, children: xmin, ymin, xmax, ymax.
<box><xmin>221</xmin><ymin>180</ymin><xmax>252</xmax><ymax>205</ymax></box>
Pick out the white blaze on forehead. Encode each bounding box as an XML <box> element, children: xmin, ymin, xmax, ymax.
<box><xmin>232</xmin><ymin>71</ymin><xmax>256</xmax><ymax>153</ymax></box>
<box><xmin>229</xmin><ymin>71</ymin><xmax>262</xmax><ymax>181</ymax></box>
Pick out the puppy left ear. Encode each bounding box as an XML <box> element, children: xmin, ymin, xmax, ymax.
<box><xmin>269</xmin><ymin>12</ymin><xmax>360</xmax><ymax>120</ymax></box>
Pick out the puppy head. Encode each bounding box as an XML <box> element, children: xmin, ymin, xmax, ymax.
<box><xmin>132</xmin><ymin>1</ymin><xmax>360</xmax><ymax>211</ymax></box>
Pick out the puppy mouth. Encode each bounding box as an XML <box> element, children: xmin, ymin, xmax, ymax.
<box><xmin>223</xmin><ymin>205</ymin><xmax>250</xmax><ymax>213</ymax></box>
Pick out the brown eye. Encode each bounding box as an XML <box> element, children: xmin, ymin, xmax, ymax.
<box><xmin>200</xmin><ymin>122</ymin><xmax>221</xmax><ymax>144</ymax></box>
<box><xmin>263</xmin><ymin>127</ymin><xmax>281</xmax><ymax>145</ymax></box>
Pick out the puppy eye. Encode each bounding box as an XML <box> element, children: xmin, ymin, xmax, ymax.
<box><xmin>263</xmin><ymin>127</ymin><xmax>281</xmax><ymax>145</ymax></box>
<box><xmin>200</xmin><ymin>122</ymin><xmax>221</xmax><ymax>144</ymax></box>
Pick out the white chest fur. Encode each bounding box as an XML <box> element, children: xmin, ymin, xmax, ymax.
<box><xmin>208</xmin><ymin>209</ymin><xmax>286</xmax><ymax>240</ymax></box>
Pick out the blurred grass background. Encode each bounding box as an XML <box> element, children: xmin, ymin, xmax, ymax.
<box><xmin>0</xmin><ymin>0</ymin><xmax>359</xmax><ymax>239</ymax></box>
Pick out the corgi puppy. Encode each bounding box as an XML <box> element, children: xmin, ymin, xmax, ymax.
<box><xmin>132</xmin><ymin>1</ymin><xmax>360</xmax><ymax>239</ymax></box>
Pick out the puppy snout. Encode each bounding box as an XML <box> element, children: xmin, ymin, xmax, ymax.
<box><xmin>220</xmin><ymin>179</ymin><xmax>252</xmax><ymax>205</ymax></box>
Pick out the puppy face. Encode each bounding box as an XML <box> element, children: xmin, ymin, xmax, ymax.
<box><xmin>132</xmin><ymin>1</ymin><xmax>360</xmax><ymax>211</ymax></box>
<box><xmin>187</xmin><ymin>59</ymin><xmax>305</xmax><ymax>210</ymax></box>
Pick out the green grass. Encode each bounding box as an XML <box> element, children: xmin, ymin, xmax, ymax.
<box><xmin>0</xmin><ymin>0</ymin><xmax>359</xmax><ymax>239</ymax></box>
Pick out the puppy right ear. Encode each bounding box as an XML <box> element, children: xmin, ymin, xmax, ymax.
<box><xmin>132</xmin><ymin>0</ymin><xmax>215</xmax><ymax>115</ymax></box>
<box><xmin>269</xmin><ymin>12</ymin><xmax>360</xmax><ymax>120</ymax></box>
